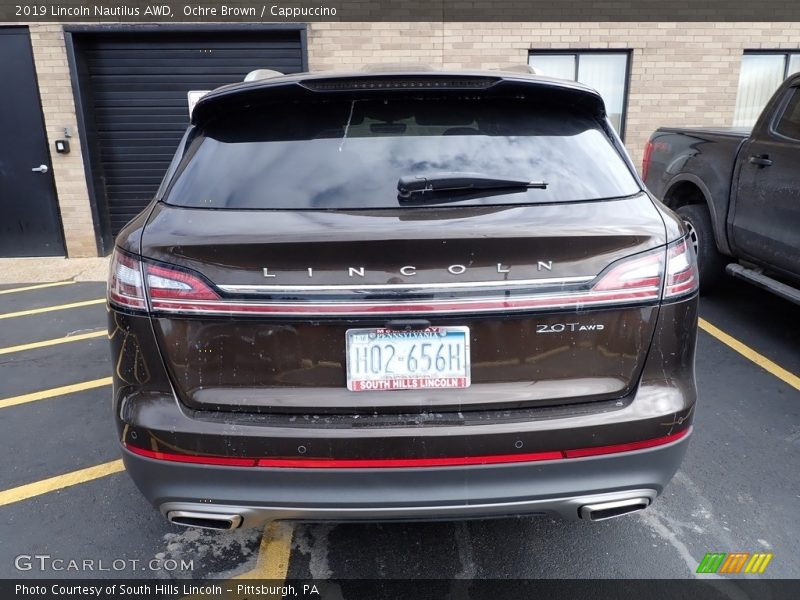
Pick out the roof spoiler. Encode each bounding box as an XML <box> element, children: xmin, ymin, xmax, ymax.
<box><xmin>192</xmin><ymin>70</ymin><xmax>605</xmax><ymax>125</ymax></box>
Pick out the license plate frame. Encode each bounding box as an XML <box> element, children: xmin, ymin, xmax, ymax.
<box><xmin>345</xmin><ymin>326</ymin><xmax>471</xmax><ymax>392</ymax></box>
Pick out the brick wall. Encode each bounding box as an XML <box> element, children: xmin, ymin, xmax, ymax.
<box><xmin>5</xmin><ymin>21</ymin><xmax>800</xmax><ymax>256</ymax></box>
<box><xmin>28</xmin><ymin>24</ymin><xmax>96</xmax><ymax>257</ymax></box>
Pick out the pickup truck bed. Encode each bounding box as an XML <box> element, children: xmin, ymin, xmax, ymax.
<box><xmin>643</xmin><ymin>74</ymin><xmax>800</xmax><ymax>303</ymax></box>
<box><xmin>654</xmin><ymin>126</ymin><xmax>751</xmax><ymax>137</ymax></box>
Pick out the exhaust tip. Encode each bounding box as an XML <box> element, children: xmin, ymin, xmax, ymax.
<box><xmin>579</xmin><ymin>497</ymin><xmax>650</xmax><ymax>521</ymax></box>
<box><xmin>167</xmin><ymin>511</ymin><xmax>243</xmax><ymax>531</ymax></box>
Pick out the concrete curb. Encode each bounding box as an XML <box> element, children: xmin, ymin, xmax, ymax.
<box><xmin>0</xmin><ymin>257</ymin><xmax>110</xmax><ymax>284</ymax></box>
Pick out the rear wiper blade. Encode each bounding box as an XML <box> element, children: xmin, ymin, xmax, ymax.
<box><xmin>397</xmin><ymin>172</ymin><xmax>547</xmax><ymax>201</ymax></box>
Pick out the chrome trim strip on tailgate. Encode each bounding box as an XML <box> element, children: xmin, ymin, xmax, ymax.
<box><xmin>217</xmin><ymin>275</ymin><xmax>595</xmax><ymax>294</ymax></box>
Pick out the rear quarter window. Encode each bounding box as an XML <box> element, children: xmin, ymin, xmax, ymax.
<box><xmin>165</xmin><ymin>96</ymin><xmax>640</xmax><ymax>209</ymax></box>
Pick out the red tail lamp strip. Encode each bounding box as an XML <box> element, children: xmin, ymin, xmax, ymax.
<box><xmin>149</xmin><ymin>287</ymin><xmax>661</xmax><ymax>316</ymax></box>
<box><xmin>124</xmin><ymin>427</ymin><xmax>690</xmax><ymax>469</ymax></box>
<box><xmin>108</xmin><ymin>246</ymin><xmax>670</xmax><ymax>316</ymax></box>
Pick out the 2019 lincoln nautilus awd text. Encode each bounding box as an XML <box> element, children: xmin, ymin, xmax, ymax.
<box><xmin>107</xmin><ymin>67</ymin><xmax>698</xmax><ymax>530</ymax></box>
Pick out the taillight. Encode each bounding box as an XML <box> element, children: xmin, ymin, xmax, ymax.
<box><xmin>145</xmin><ymin>264</ymin><xmax>219</xmax><ymax>302</ymax></box>
<box><xmin>108</xmin><ymin>249</ymin><xmax>146</xmax><ymax>310</ymax></box>
<box><xmin>593</xmin><ymin>251</ymin><xmax>663</xmax><ymax>293</ymax></box>
<box><xmin>107</xmin><ymin>242</ymin><xmax>697</xmax><ymax>318</ymax></box>
<box><xmin>664</xmin><ymin>237</ymin><xmax>699</xmax><ymax>298</ymax></box>
<box><xmin>590</xmin><ymin>237</ymin><xmax>698</xmax><ymax>302</ymax></box>
<box><xmin>108</xmin><ymin>249</ymin><xmax>220</xmax><ymax>312</ymax></box>
<box><xmin>641</xmin><ymin>140</ymin><xmax>654</xmax><ymax>182</ymax></box>
<box><xmin>591</xmin><ymin>248</ymin><xmax>664</xmax><ymax>302</ymax></box>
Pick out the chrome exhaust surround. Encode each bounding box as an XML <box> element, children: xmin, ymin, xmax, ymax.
<box><xmin>579</xmin><ymin>497</ymin><xmax>651</xmax><ymax>521</ymax></box>
<box><xmin>166</xmin><ymin>510</ymin><xmax>243</xmax><ymax>531</ymax></box>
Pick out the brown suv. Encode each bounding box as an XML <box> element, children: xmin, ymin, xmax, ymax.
<box><xmin>108</xmin><ymin>69</ymin><xmax>698</xmax><ymax>530</ymax></box>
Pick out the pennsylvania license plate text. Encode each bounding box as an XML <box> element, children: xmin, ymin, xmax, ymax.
<box><xmin>345</xmin><ymin>327</ymin><xmax>471</xmax><ymax>392</ymax></box>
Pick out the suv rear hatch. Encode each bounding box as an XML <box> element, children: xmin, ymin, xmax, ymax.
<box><xmin>128</xmin><ymin>73</ymin><xmax>679</xmax><ymax>414</ymax></box>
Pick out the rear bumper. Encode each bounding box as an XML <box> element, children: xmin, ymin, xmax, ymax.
<box><xmin>122</xmin><ymin>430</ymin><xmax>689</xmax><ymax>526</ymax></box>
<box><xmin>111</xmin><ymin>295</ymin><xmax>697</xmax><ymax>526</ymax></box>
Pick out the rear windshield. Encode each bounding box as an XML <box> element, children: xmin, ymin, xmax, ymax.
<box><xmin>165</xmin><ymin>96</ymin><xmax>640</xmax><ymax>209</ymax></box>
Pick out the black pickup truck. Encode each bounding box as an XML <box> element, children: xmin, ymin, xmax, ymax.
<box><xmin>644</xmin><ymin>73</ymin><xmax>800</xmax><ymax>303</ymax></box>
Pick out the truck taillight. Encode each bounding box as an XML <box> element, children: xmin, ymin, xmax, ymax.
<box><xmin>641</xmin><ymin>141</ymin><xmax>654</xmax><ymax>182</ymax></box>
<box><xmin>664</xmin><ymin>237</ymin><xmax>699</xmax><ymax>298</ymax></box>
<box><xmin>108</xmin><ymin>249</ymin><xmax>220</xmax><ymax>312</ymax></box>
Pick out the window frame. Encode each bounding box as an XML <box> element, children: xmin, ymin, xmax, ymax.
<box><xmin>734</xmin><ymin>50</ymin><xmax>800</xmax><ymax>129</ymax></box>
<box><xmin>769</xmin><ymin>83</ymin><xmax>800</xmax><ymax>142</ymax></box>
<box><xmin>528</xmin><ymin>49</ymin><xmax>633</xmax><ymax>141</ymax></box>
<box><xmin>742</xmin><ymin>49</ymin><xmax>800</xmax><ymax>80</ymax></box>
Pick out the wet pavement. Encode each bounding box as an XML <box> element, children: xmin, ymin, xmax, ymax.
<box><xmin>0</xmin><ymin>277</ymin><xmax>797</xmax><ymax>581</ymax></box>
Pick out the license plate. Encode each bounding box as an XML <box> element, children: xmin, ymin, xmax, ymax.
<box><xmin>346</xmin><ymin>326</ymin><xmax>470</xmax><ymax>392</ymax></box>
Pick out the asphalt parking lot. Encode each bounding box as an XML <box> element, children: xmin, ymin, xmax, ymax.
<box><xmin>0</xmin><ymin>277</ymin><xmax>798</xmax><ymax>582</ymax></box>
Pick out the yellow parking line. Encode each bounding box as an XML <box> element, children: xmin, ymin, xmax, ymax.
<box><xmin>0</xmin><ymin>330</ymin><xmax>106</xmax><ymax>356</ymax></box>
<box><xmin>699</xmin><ymin>318</ymin><xmax>800</xmax><ymax>392</ymax></box>
<box><xmin>0</xmin><ymin>459</ymin><xmax>124</xmax><ymax>507</ymax></box>
<box><xmin>230</xmin><ymin>522</ymin><xmax>295</xmax><ymax>581</ymax></box>
<box><xmin>0</xmin><ymin>377</ymin><xmax>112</xmax><ymax>410</ymax></box>
<box><xmin>250</xmin><ymin>521</ymin><xmax>294</xmax><ymax>579</ymax></box>
<box><xmin>0</xmin><ymin>298</ymin><xmax>105</xmax><ymax>320</ymax></box>
<box><xmin>180</xmin><ymin>523</ymin><xmax>294</xmax><ymax>598</ymax></box>
<box><xmin>0</xmin><ymin>281</ymin><xmax>75</xmax><ymax>295</ymax></box>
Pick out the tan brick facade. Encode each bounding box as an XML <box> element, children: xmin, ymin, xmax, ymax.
<box><xmin>5</xmin><ymin>21</ymin><xmax>800</xmax><ymax>256</ymax></box>
<box><xmin>28</xmin><ymin>24</ymin><xmax>95</xmax><ymax>257</ymax></box>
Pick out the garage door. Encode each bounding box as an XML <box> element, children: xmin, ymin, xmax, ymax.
<box><xmin>70</xmin><ymin>28</ymin><xmax>305</xmax><ymax>247</ymax></box>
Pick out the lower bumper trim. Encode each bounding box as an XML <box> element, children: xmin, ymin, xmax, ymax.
<box><xmin>160</xmin><ymin>489</ymin><xmax>659</xmax><ymax>528</ymax></box>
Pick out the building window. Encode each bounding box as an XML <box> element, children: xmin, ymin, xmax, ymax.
<box><xmin>528</xmin><ymin>51</ymin><xmax>631</xmax><ymax>137</ymax></box>
<box><xmin>733</xmin><ymin>52</ymin><xmax>800</xmax><ymax>127</ymax></box>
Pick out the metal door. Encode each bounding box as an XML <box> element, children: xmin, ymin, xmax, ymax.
<box><xmin>0</xmin><ymin>27</ymin><xmax>65</xmax><ymax>257</ymax></box>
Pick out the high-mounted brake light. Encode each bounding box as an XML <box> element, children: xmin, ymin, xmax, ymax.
<box><xmin>663</xmin><ymin>237</ymin><xmax>699</xmax><ymax>298</ymax></box>
<box><xmin>301</xmin><ymin>77</ymin><xmax>499</xmax><ymax>92</ymax></box>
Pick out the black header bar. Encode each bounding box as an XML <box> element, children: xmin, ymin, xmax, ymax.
<box><xmin>3</xmin><ymin>0</ymin><xmax>800</xmax><ymax>22</ymax></box>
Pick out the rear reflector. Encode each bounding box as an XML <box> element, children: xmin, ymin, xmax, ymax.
<box><xmin>124</xmin><ymin>448</ymin><xmax>256</xmax><ymax>467</ymax></box>
<box><xmin>124</xmin><ymin>427</ymin><xmax>690</xmax><ymax>469</ymax></box>
<box><xmin>563</xmin><ymin>428</ymin><xmax>691</xmax><ymax>458</ymax></box>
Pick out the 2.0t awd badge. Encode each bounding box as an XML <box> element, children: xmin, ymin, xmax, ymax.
<box><xmin>536</xmin><ymin>322</ymin><xmax>606</xmax><ymax>333</ymax></box>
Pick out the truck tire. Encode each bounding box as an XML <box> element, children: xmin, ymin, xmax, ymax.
<box><xmin>676</xmin><ymin>204</ymin><xmax>725</xmax><ymax>292</ymax></box>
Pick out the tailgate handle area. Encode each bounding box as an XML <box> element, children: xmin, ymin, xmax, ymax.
<box><xmin>384</xmin><ymin>319</ymin><xmax>432</xmax><ymax>331</ymax></box>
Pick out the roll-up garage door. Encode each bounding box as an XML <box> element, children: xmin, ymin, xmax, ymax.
<box><xmin>70</xmin><ymin>28</ymin><xmax>305</xmax><ymax>247</ymax></box>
